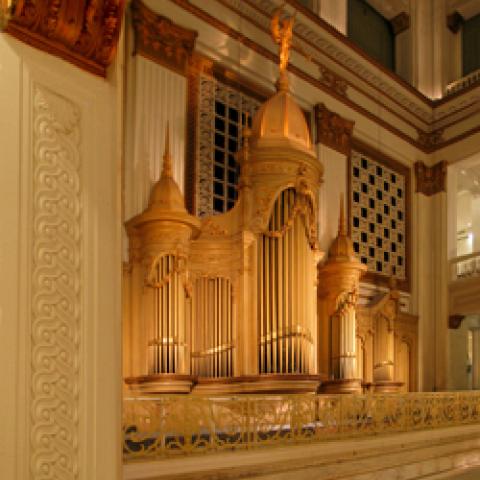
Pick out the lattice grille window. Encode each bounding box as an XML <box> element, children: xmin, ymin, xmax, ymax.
<box><xmin>350</xmin><ymin>150</ymin><xmax>406</xmax><ymax>281</ymax></box>
<box><xmin>198</xmin><ymin>75</ymin><xmax>260</xmax><ymax>217</ymax></box>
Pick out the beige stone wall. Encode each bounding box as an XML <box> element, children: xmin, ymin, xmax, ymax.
<box><xmin>0</xmin><ymin>33</ymin><xmax>123</xmax><ymax>479</ymax></box>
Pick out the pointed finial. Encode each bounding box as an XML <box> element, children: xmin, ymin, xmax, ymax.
<box><xmin>339</xmin><ymin>193</ymin><xmax>347</xmax><ymax>236</ymax></box>
<box><xmin>162</xmin><ymin>122</ymin><xmax>173</xmax><ymax>178</ymax></box>
<box><xmin>271</xmin><ymin>6</ymin><xmax>294</xmax><ymax>91</ymax></box>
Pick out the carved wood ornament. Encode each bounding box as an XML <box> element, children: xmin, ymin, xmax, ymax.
<box><xmin>132</xmin><ymin>0</ymin><xmax>197</xmax><ymax>74</ymax></box>
<box><xmin>314</xmin><ymin>103</ymin><xmax>354</xmax><ymax>155</ymax></box>
<box><xmin>390</xmin><ymin>12</ymin><xmax>410</xmax><ymax>35</ymax></box>
<box><xmin>6</xmin><ymin>0</ymin><xmax>125</xmax><ymax>76</ymax></box>
<box><xmin>414</xmin><ymin>160</ymin><xmax>447</xmax><ymax>196</ymax></box>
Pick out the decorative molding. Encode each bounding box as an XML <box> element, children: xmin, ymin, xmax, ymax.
<box><xmin>390</xmin><ymin>12</ymin><xmax>410</xmax><ymax>35</ymax></box>
<box><xmin>318</xmin><ymin>64</ymin><xmax>348</xmax><ymax>97</ymax></box>
<box><xmin>207</xmin><ymin>0</ymin><xmax>432</xmax><ymax>121</ymax></box>
<box><xmin>416</xmin><ymin>128</ymin><xmax>445</xmax><ymax>149</ymax></box>
<box><xmin>6</xmin><ymin>0</ymin><xmax>125</xmax><ymax>76</ymax></box>
<box><xmin>31</xmin><ymin>84</ymin><xmax>81</xmax><ymax>478</ymax></box>
<box><xmin>414</xmin><ymin>161</ymin><xmax>447</xmax><ymax>196</ymax></box>
<box><xmin>447</xmin><ymin>11</ymin><xmax>464</xmax><ymax>33</ymax></box>
<box><xmin>449</xmin><ymin>314</ymin><xmax>465</xmax><ymax>329</ymax></box>
<box><xmin>132</xmin><ymin>0</ymin><xmax>197</xmax><ymax>75</ymax></box>
<box><xmin>314</xmin><ymin>103</ymin><xmax>354</xmax><ymax>155</ymax></box>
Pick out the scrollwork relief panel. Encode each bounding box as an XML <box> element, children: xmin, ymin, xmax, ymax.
<box><xmin>31</xmin><ymin>84</ymin><xmax>82</xmax><ymax>479</ymax></box>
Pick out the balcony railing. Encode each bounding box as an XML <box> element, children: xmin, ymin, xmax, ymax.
<box><xmin>450</xmin><ymin>252</ymin><xmax>480</xmax><ymax>281</ymax></box>
<box><xmin>123</xmin><ymin>392</ymin><xmax>480</xmax><ymax>461</ymax></box>
<box><xmin>446</xmin><ymin>69</ymin><xmax>480</xmax><ymax>96</ymax></box>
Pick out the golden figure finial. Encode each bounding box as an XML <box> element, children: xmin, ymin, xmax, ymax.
<box><xmin>339</xmin><ymin>193</ymin><xmax>347</xmax><ymax>236</ymax></box>
<box><xmin>162</xmin><ymin>121</ymin><xmax>173</xmax><ymax>178</ymax></box>
<box><xmin>271</xmin><ymin>6</ymin><xmax>295</xmax><ymax>90</ymax></box>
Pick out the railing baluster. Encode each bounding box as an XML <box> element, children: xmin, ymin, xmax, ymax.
<box><xmin>122</xmin><ymin>391</ymin><xmax>480</xmax><ymax>461</ymax></box>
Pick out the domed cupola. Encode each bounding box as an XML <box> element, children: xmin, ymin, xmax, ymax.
<box><xmin>250</xmin><ymin>71</ymin><xmax>312</xmax><ymax>154</ymax></box>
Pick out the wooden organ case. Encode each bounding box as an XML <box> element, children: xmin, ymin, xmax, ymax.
<box><xmin>122</xmin><ymin>9</ymin><xmax>418</xmax><ymax>395</ymax></box>
<box><xmin>124</xmin><ymin>69</ymin><xmax>326</xmax><ymax>394</ymax></box>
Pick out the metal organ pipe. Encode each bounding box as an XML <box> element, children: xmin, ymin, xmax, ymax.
<box><xmin>192</xmin><ymin>277</ymin><xmax>234</xmax><ymax>377</ymax></box>
<box><xmin>148</xmin><ymin>254</ymin><xmax>188</xmax><ymax>375</ymax></box>
<box><xmin>258</xmin><ymin>188</ymin><xmax>315</xmax><ymax>374</ymax></box>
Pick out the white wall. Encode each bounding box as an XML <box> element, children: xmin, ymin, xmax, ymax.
<box><xmin>0</xmin><ymin>34</ymin><xmax>122</xmax><ymax>479</ymax></box>
<box><xmin>124</xmin><ymin>56</ymin><xmax>187</xmax><ymax>222</ymax></box>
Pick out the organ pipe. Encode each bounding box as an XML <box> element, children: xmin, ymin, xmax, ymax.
<box><xmin>147</xmin><ymin>254</ymin><xmax>189</xmax><ymax>375</ymax></box>
<box><xmin>191</xmin><ymin>277</ymin><xmax>234</xmax><ymax>377</ymax></box>
<box><xmin>258</xmin><ymin>188</ymin><xmax>315</xmax><ymax>374</ymax></box>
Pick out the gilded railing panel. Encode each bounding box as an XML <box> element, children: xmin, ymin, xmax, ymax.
<box><xmin>123</xmin><ymin>392</ymin><xmax>480</xmax><ymax>461</ymax></box>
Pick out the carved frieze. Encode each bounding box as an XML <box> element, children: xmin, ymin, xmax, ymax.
<box><xmin>6</xmin><ymin>0</ymin><xmax>124</xmax><ymax>76</ymax></box>
<box><xmin>414</xmin><ymin>160</ymin><xmax>447</xmax><ymax>196</ymax></box>
<box><xmin>132</xmin><ymin>0</ymin><xmax>197</xmax><ymax>74</ymax></box>
<box><xmin>318</xmin><ymin>65</ymin><xmax>348</xmax><ymax>97</ymax></box>
<box><xmin>314</xmin><ymin>103</ymin><xmax>354</xmax><ymax>155</ymax></box>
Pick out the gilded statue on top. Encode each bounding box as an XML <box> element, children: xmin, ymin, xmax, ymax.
<box><xmin>271</xmin><ymin>7</ymin><xmax>295</xmax><ymax>74</ymax></box>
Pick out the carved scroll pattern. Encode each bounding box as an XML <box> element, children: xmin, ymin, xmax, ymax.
<box><xmin>31</xmin><ymin>85</ymin><xmax>81</xmax><ymax>479</ymax></box>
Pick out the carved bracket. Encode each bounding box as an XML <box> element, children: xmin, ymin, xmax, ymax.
<box><xmin>414</xmin><ymin>160</ymin><xmax>447</xmax><ymax>196</ymax></box>
<box><xmin>391</xmin><ymin>12</ymin><xmax>410</xmax><ymax>35</ymax></box>
<box><xmin>447</xmin><ymin>11</ymin><xmax>464</xmax><ymax>34</ymax></box>
<box><xmin>132</xmin><ymin>0</ymin><xmax>197</xmax><ymax>75</ymax></box>
<box><xmin>314</xmin><ymin>103</ymin><xmax>354</xmax><ymax>155</ymax></box>
<box><xmin>318</xmin><ymin>64</ymin><xmax>348</xmax><ymax>97</ymax></box>
<box><xmin>6</xmin><ymin>0</ymin><xmax>125</xmax><ymax>77</ymax></box>
<box><xmin>449</xmin><ymin>314</ymin><xmax>465</xmax><ymax>329</ymax></box>
<box><xmin>416</xmin><ymin>128</ymin><xmax>445</xmax><ymax>150</ymax></box>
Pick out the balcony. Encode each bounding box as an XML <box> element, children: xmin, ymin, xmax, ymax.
<box><xmin>449</xmin><ymin>252</ymin><xmax>480</xmax><ymax>316</ymax></box>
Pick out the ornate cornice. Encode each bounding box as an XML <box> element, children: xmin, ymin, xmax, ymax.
<box><xmin>5</xmin><ymin>0</ymin><xmax>125</xmax><ymax>76</ymax></box>
<box><xmin>132</xmin><ymin>0</ymin><xmax>197</xmax><ymax>75</ymax></box>
<box><xmin>414</xmin><ymin>160</ymin><xmax>447</xmax><ymax>196</ymax></box>
<box><xmin>390</xmin><ymin>12</ymin><xmax>410</xmax><ymax>35</ymax></box>
<box><xmin>416</xmin><ymin>128</ymin><xmax>445</xmax><ymax>150</ymax></box>
<box><xmin>314</xmin><ymin>103</ymin><xmax>354</xmax><ymax>155</ymax></box>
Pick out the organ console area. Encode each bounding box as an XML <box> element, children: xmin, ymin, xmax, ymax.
<box><xmin>122</xmin><ymin>66</ymin><xmax>418</xmax><ymax>395</ymax></box>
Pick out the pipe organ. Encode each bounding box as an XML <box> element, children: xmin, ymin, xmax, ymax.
<box><xmin>258</xmin><ymin>188</ymin><xmax>316</xmax><ymax>376</ymax></box>
<box><xmin>123</xmin><ymin>18</ymin><xmax>418</xmax><ymax>394</ymax></box>
<box><xmin>191</xmin><ymin>276</ymin><xmax>234</xmax><ymax>378</ymax></box>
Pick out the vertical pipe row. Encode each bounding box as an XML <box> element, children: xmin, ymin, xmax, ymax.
<box><xmin>191</xmin><ymin>277</ymin><xmax>234</xmax><ymax>377</ymax></box>
<box><xmin>148</xmin><ymin>254</ymin><xmax>189</xmax><ymax>375</ymax></box>
<box><xmin>257</xmin><ymin>188</ymin><xmax>316</xmax><ymax>375</ymax></box>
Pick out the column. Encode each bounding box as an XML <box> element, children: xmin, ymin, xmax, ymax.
<box><xmin>411</xmin><ymin>0</ymin><xmax>435</xmax><ymax>97</ymax></box>
<box><xmin>0</xmin><ymin>32</ymin><xmax>123</xmax><ymax>479</ymax></box>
